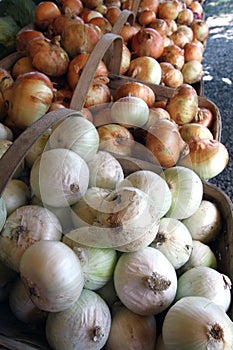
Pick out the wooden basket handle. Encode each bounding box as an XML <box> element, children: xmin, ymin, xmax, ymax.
<box><xmin>111</xmin><ymin>9</ymin><xmax>135</xmax><ymax>34</ymax></box>
<box><xmin>70</xmin><ymin>33</ymin><xmax>123</xmax><ymax>111</ymax></box>
<box><xmin>0</xmin><ymin>33</ymin><xmax>123</xmax><ymax>195</ymax></box>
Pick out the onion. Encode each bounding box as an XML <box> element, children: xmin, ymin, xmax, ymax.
<box><xmin>171</xmin><ymin>30</ymin><xmax>190</xmax><ymax>48</ymax></box>
<box><xmin>62</xmin><ymin>0</ymin><xmax>84</xmax><ymax>16</ymax></box>
<box><xmin>48</xmin><ymin>115</ymin><xmax>100</xmax><ymax>162</ymax></box>
<box><xmin>159</xmin><ymin>44</ymin><xmax>185</xmax><ymax>70</ymax></box>
<box><xmin>117</xmin><ymin>169</ymin><xmax>172</xmax><ymax>218</ymax></box>
<box><xmin>105</xmin><ymin>5</ymin><xmax>121</xmax><ymax>26</ymax></box>
<box><xmin>158</xmin><ymin>0</ymin><xmax>180</xmax><ymax>20</ymax></box>
<box><xmin>131</xmin><ymin>27</ymin><xmax>164</xmax><ymax>59</ymax></box>
<box><xmin>151</xmin><ymin>217</ymin><xmax>193</xmax><ymax>269</ymax></box>
<box><xmin>118</xmin><ymin>43</ymin><xmax>131</xmax><ymax>74</ymax></box>
<box><xmin>148</xmin><ymin>18</ymin><xmax>169</xmax><ymax>37</ymax></box>
<box><xmin>113</xmin><ymin>81</ymin><xmax>155</xmax><ymax>107</ymax></box>
<box><xmin>84</xmin><ymin>83</ymin><xmax>112</xmax><ymax>108</ymax></box>
<box><xmin>189</xmin><ymin>1</ymin><xmax>204</xmax><ymax>19</ymax></box>
<box><xmin>138</xmin><ymin>0</ymin><xmax>160</xmax><ymax>13</ymax></box>
<box><xmin>30</xmin><ymin>148</ymin><xmax>89</xmax><ymax>207</ymax></box>
<box><xmin>46</xmin><ymin>289</ymin><xmax>111</xmax><ymax>350</ymax></box>
<box><xmin>0</xmin><ymin>205</ymin><xmax>62</xmax><ymax>272</ymax></box>
<box><xmin>87</xmin><ymin>150</ymin><xmax>124</xmax><ymax>189</ymax></box>
<box><xmin>181</xmin><ymin>60</ymin><xmax>203</xmax><ymax>84</ymax></box>
<box><xmin>175</xmin><ymin>266</ymin><xmax>232</xmax><ymax>311</ymax></box>
<box><xmin>120</xmin><ymin>23</ymin><xmax>139</xmax><ymax>44</ymax></box>
<box><xmin>178</xmin><ymin>137</ymin><xmax>229</xmax><ymax>180</ymax></box>
<box><xmin>0</xmin><ymin>123</ymin><xmax>13</xmax><ymax>141</ymax></box>
<box><xmin>52</xmin><ymin>12</ymin><xmax>84</xmax><ymax>36</ymax></box>
<box><xmin>160</xmin><ymin>62</ymin><xmax>184</xmax><ymax>88</ymax></box>
<box><xmin>88</xmin><ymin>16</ymin><xmax>112</xmax><ymax>34</ymax></box>
<box><xmin>179</xmin><ymin>123</ymin><xmax>213</xmax><ymax>142</ymax></box>
<box><xmin>176</xmin><ymin>8</ymin><xmax>194</xmax><ymax>25</ymax></box>
<box><xmin>0</xmin><ymin>198</ymin><xmax>7</xmax><ymax>232</ymax></box>
<box><xmin>190</xmin><ymin>19</ymin><xmax>209</xmax><ymax>42</ymax></box>
<box><xmin>25</xmin><ymin>130</ymin><xmax>51</xmax><ymax>168</ymax></box>
<box><xmin>16</xmin><ymin>29</ymin><xmax>45</xmax><ymax>52</ymax></box>
<box><xmin>105</xmin><ymin>303</ymin><xmax>157</xmax><ymax>350</ymax></box>
<box><xmin>192</xmin><ymin>106</ymin><xmax>214</xmax><ymax>128</ymax></box>
<box><xmin>110</xmin><ymin>96</ymin><xmax>150</xmax><ymax>128</ymax></box>
<box><xmin>2</xmin><ymin>179</ymin><xmax>30</xmax><ymax>216</ymax></box>
<box><xmin>71</xmin><ymin>186</ymin><xmax>111</xmax><ymax>227</ymax></box>
<box><xmin>166</xmin><ymin>84</ymin><xmax>199</xmax><ymax>125</ymax></box>
<box><xmin>34</xmin><ymin>1</ymin><xmax>61</xmax><ymax>31</ymax></box>
<box><xmin>162</xmin><ymin>166</ymin><xmax>203</xmax><ymax>220</ymax></box>
<box><xmin>146</xmin><ymin>119</ymin><xmax>188</xmax><ymax>168</ymax></box>
<box><xmin>20</xmin><ymin>240</ymin><xmax>84</xmax><ymax>312</ymax></box>
<box><xmin>61</xmin><ymin>22</ymin><xmax>101</xmax><ymax>58</ymax></box>
<box><xmin>27</xmin><ymin>36</ymin><xmax>70</xmax><ymax>77</ymax></box>
<box><xmin>162</xmin><ymin>296</ymin><xmax>233</xmax><ymax>349</ymax></box>
<box><xmin>63</xmin><ymin>241</ymin><xmax>118</xmax><ymax>290</ymax></box>
<box><xmin>11</xmin><ymin>56</ymin><xmax>37</xmax><ymax>79</ymax></box>
<box><xmin>177</xmin><ymin>240</ymin><xmax>218</xmax><ymax>274</ymax></box>
<box><xmin>184</xmin><ymin>42</ymin><xmax>203</xmax><ymax>62</ymax></box>
<box><xmin>138</xmin><ymin>9</ymin><xmax>156</xmax><ymax>26</ymax></box>
<box><xmin>9</xmin><ymin>277</ymin><xmax>47</xmax><ymax>324</ymax></box>
<box><xmin>176</xmin><ymin>25</ymin><xmax>194</xmax><ymax>42</ymax></box>
<box><xmin>182</xmin><ymin>199</ymin><xmax>222</xmax><ymax>243</ymax></box>
<box><xmin>126</xmin><ymin>56</ymin><xmax>162</xmax><ymax>85</ymax></box>
<box><xmin>3</xmin><ymin>71</ymin><xmax>54</xmax><ymax>130</ymax></box>
<box><xmin>114</xmin><ymin>246</ymin><xmax>177</xmax><ymax>315</ymax></box>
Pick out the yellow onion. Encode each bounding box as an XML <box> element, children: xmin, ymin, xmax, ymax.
<box><xmin>190</xmin><ymin>19</ymin><xmax>209</xmax><ymax>42</ymax></box>
<box><xmin>178</xmin><ymin>137</ymin><xmax>229</xmax><ymax>180</ymax></box>
<box><xmin>181</xmin><ymin>60</ymin><xmax>203</xmax><ymax>84</ymax></box>
<box><xmin>131</xmin><ymin>27</ymin><xmax>164</xmax><ymax>59</ymax></box>
<box><xmin>126</xmin><ymin>56</ymin><xmax>162</xmax><ymax>85</ymax></box>
<box><xmin>158</xmin><ymin>0</ymin><xmax>180</xmax><ymax>20</ymax></box>
<box><xmin>3</xmin><ymin>72</ymin><xmax>54</xmax><ymax>130</ymax></box>
<box><xmin>166</xmin><ymin>84</ymin><xmax>199</xmax><ymax>125</ymax></box>
<box><xmin>179</xmin><ymin>123</ymin><xmax>213</xmax><ymax>143</ymax></box>
<box><xmin>176</xmin><ymin>8</ymin><xmax>194</xmax><ymax>25</ymax></box>
<box><xmin>160</xmin><ymin>62</ymin><xmax>184</xmax><ymax>88</ymax></box>
<box><xmin>159</xmin><ymin>44</ymin><xmax>185</xmax><ymax>70</ymax></box>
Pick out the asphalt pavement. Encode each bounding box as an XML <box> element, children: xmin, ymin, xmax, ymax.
<box><xmin>202</xmin><ymin>0</ymin><xmax>233</xmax><ymax>201</ymax></box>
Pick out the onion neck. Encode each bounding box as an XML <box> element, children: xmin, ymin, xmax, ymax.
<box><xmin>145</xmin><ymin>272</ymin><xmax>171</xmax><ymax>292</ymax></box>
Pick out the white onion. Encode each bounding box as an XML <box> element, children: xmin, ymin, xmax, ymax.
<box><xmin>9</xmin><ymin>277</ymin><xmax>48</xmax><ymax>324</ymax></box>
<box><xmin>162</xmin><ymin>296</ymin><xmax>233</xmax><ymax>349</ymax></box>
<box><xmin>110</xmin><ymin>96</ymin><xmax>149</xmax><ymax>128</ymax></box>
<box><xmin>2</xmin><ymin>179</ymin><xmax>31</xmax><ymax>216</ymax></box>
<box><xmin>105</xmin><ymin>304</ymin><xmax>157</xmax><ymax>350</ymax></box>
<box><xmin>0</xmin><ymin>123</ymin><xmax>13</xmax><ymax>140</ymax></box>
<box><xmin>175</xmin><ymin>266</ymin><xmax>232</xmax><ymax>312</ymax></box>
<box><xmin>30</xmin><ymin>148</ymin><xmax>89</xmax><ymax>207</ymax></box>
<box><xmin>46</xmin><ymin>289</ymin><xmax>111</xmax><ymax>350</ymax></box>
<box><xmin>162</xmin><ymin>166</ymin><xmax>203</xmax><ymax>219</ymax></box>
<box><xmin>0</xmin><ymin>197</ymin><xmax>7</xmax><ymax>232</ymax></box>
<box><xmin>19</xmin><ymin>240</ymin><xmax>84</xmax><ymax>312</ymax></box>
<box><xmin>0</xmin><ymin>204</ymin><xmax>62</xmax><ymax>272</ymax></box>
<box><xmin>114</xmin><ymin>246</ymin><xmax>177</xmax><ymax>315</ymax></box>
<box><xmin>87</xmin><ymin>150</ymin><xmax>124</xmax><ymax>189</ymax></box>
<box><xmin>151</xmin><ymin>217</ymin><xmax>193</xmax><ymax>269</ymax></box>
<box><xmin>48</xmin><ymin>115</ymin><xmax>100</xmax><ymax>162</ymax></box>
<box><xmin>117</xmin><ymin>170</ymin><xmax>172</xmax><ymax>218</ymax></box>
<box><xmin>25</xmin><ymin>130</ymin><xmax>51</xmax><ymax>167</ymax></box>
<box><xmin>182</xmin><ymin>199</ymin><xmax>222</xmax><ymax>243</ymax></box>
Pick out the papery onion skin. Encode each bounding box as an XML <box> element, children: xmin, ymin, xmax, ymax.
<box><xmin>181</xmin><ymin>60</ymin><xmax>203</xmax><ymax>84</ymax></box>
<box><xmin>2</xmin><ymin>179</ymin><xmax>31</xmax><ymax>216</ymax></box>
<box><xmin>0</xmin><ymin>198</ymin><xmax>7</xmax><ymax>233</ymax></box>
<box><xmin>159</xmin><ymin>44</ymin><xmax>184</xmax><ymax>70</ymax></box>
<box><xmin>34</xmin><ymin>1</ymin><xmax>61</xmax><ymax>31</ymax></box>
<box><xmin>19</xmin><ymin>240</ymin><xmax>84</xmax><ymax>312</ymax></box>
<box><xmin>131</xmin><ymin>27</ymin><xmax>164</xmax><ymax>59</ymax></box>
<box><xmin>46</xmin><ymin>289</ymin><xmax>111</xmax><ymax>350</ymax></box>
<box><xmin>179</xmin><ymin>123</ymin><xmax>213</xmax><ymax>142</ymax></box>
<box><xmin>114</xmin><ymin>246</ymin><xmax>177</xmax><ymax>315</ymax></box>
<box><xmin>105</xmin><ymin>304</ymin><xmax>157</xmax><ymax>350</ymax></box>
<box><xmin>178</xmin><ymin>137</ymin><xmax>229</xmax><ymax>180</ymax></box>
<box><xmin>162</xmin><ymin>296</ymin><xmax>233</xmax><ymax>350</ymax></box>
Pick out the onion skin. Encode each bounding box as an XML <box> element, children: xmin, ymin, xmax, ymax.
<box><xmin>181</xmin><ymin>60</ymin><xmax>203</xmax><ymax>84</ymax></box>
<box><xmin>158</xmin><ymin>0</ymin><xmax>180</xmax><ymax>20</ymax></box>
<box><xmin>51</xmin><ymin>13</ymin><xmax>84</xmax><ymax>36</ymax></box>
<box><xmin>113</xmin><ymin>81</ymin><xmax>155</xmax><ymax>107</ymax></box>
<box><xmin>34</xmin><ymin>2</ymin><xmax>61</xmax><ymax>31</ymax></box>
<box><xmin>16</xmin><ymin>29</ymin><xmax>45</xmax><ymax>51</ymax></box>
<box><xmin>126</xmin><ymin>56</ymin><xmax>162</xmax><ymax>85</ymax></box>
<box><xmin>160</xmin><ymin>62</ymin><xmax>184</xmax><ymax>88</ymax></box>
<box><xmin>179</xmin><ymin>123</ymin><xmax>214</xmax><ymax>142</ymax></box>
<box><xmin>159</xmin><ymin>44</ymin><xmax>185</xmax><ymax>70</ymax></box>
<box><xmin>192</xmin><ymin>106</ymin><xmax>214</xmax><ymax>129</ymax></box>
<box><xmin>166</xmin><ymin>84</ymin><xmax>199</xmax><ymax>125</ymax></box>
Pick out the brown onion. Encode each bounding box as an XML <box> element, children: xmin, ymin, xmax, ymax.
<box><xmin>146</xmin><ymin>118</ymin><xmax>187</xmax><ymax>167</ymax></box>
<box><xmin>105</xmin><ymin>6</ymin><xmax>121</xmax><ymax>26</ymax></box>
<box><xmin>189</xmin><ymin>1</ymin><xmax>204</xmax><ymax>18</ymax></box>
<box><xmin>176</xmin><ymin>25</ymin><xmax>194</xmax><ymax>42</ymax></box>
<box><xmin>11</xmin><ymin>57</ymin><xmax>37</xmax><ymax>79</ymax></box>
<box><xmin>67</xmin><ymin>53</ymin><xmax>108</xmax><ymax>91</ymax></box>
<box><xmin>178</xmin><ymin>137</ymin><xmax>229</xmax><ymax>180</ymax></box>
<box><xmin>83</xmin><ymin>83</ymin><xmax>111</xmax><ymax>108</ymax></box>
<box><xmin>171</xmin><ymin>30</ymin><xmax>190</xmax><ymax>48</ymax></box>
<box><xmin>190</xmin><ymin>20</ymin><xmax>209</xmax><ymax>42</ymax></box>
<box><xmin>34</xmin><ymin>2</ymin><xmax>61</xmax><ymax>31</ymax></box>
<box><xmin>113</xmin><ymin>81</ymin><xmax>155</xmax><ymax>107</ymax></box>
<box><xmin>159</xmin><ymin>44</ymin><xmax>185</xmax><ymax>70</ymax></box>
<box><xmin>148</xmin><ymin>18</ymin><xmax>169</xmax><ymax>37</ymax></box>
<box><xmin>165</xmin><ymin>19</ymin><xmax>177</xmax><ymax>36</ymax></box>
<box><xmin>120</xmin><ymin>24</ymin><xmax>139</xmax><ymax>44</ymax></box>
<box><xmin>166</xmin><ymin>84</ymin><xmax>199</xmax><ymax>125</ymax></box>
<box><xmin>184</xmin><ymin>42</ymin><xmax>203</xmax><ymax>62</ymax></box>
<box><xmin>16</xmin><ymin>29</ymin><xmax>45</xmax><ymax>52</ymax></box>
<box><xmin>138</xmin><ymin>10</ymin><xmax>156</xmax><ymax>26</ymax></box>
<box><xmin>61</xmin><ymin>22</ymin><xmax>101</xmax><ymax>58</ymax></box>
<box><xmin>131</xmin><ymin>27</ymin><xmax>164</xmax><ymax>59</ymax></box>
<box><xmin>158</xmin><ymin>0</ymin><xmax>180</xmax><ymax>20</ymax></box>
<box><xmin>179</xmin><ymin>123</ymin><xmax>214</xmax><ymax>142</ymax></box>
<box><xmin>51</xmin><ymin>13</ymin><xmax>84</xmax><ymax>36</ymax></box>
<box><xmin>160</xmin><ymin>62</ymin><xmax>184</xmax><ymax>88</ymax></box>
<box><xmin>88</xmin><ymin>16</ymin><xmax>112</xmax><ymax>34</ymax></box>
<box><xmin>53</xmin><ymin>88</ymin><xmax>72</xmax><ymax>108</ymax></box>
<box><xmin>62</xmin><ymin>0</ymin><xmax>83</xmax><ymax>16</ymax></box>
<box><xmin>176</xmin><ymin>8</ymin><xmax>194</xmax><ymax>25</ymax></box>
<box><xmin>138</xmin><ymin>0</ymin><xmax>159</xmax><ymax>13</ymax></box>
<box><xmin>192</xmin><ymin>107</ymin><xmax>214</xmax><ymax>129</ymax></box>
<box><xmin>81</xmin><ymin>0</ymin><xmax>103</xmax><ymax>9</ymax></box>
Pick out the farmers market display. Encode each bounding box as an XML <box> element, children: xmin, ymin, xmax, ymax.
<box><xmin>0</xmin><ymin>0</ymin><xmax>232</xmax><ymax>349</ymax></box>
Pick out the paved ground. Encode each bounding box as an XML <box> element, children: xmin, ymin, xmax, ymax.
<box><xmin>202</xmin><ymin>0</ymin><xmax>233</xmax><ymax>201</ymax></box>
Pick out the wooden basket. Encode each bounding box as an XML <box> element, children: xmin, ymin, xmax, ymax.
<box><xmin>0</xmin><ymin>33</ymin><xmax>231</xmax><ymax>349</ymax></box>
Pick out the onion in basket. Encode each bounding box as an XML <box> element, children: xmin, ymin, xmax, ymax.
<box><xmin>19</xmin><ymin>240</ymin><xmax>84</xmax><ymax>312</ymax></box>
<box><xmin>30</xmin><ymin>148</ymin><xmax>89</xmax><ymax>207</ymax></box>
<box><xmin>46</xmin><ymin>289</ymin><xmax>111</xmax><ymax>350</ymax></box>
<box><xmin>114</xmin><ymin>246</ymin><xmax>177</xmax><ymax>315</ymax></box>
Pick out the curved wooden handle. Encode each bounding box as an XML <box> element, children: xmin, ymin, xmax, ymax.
<box><xmin>111</xmin><ymin>9</ymin><xmax>135</xmax><ymax>34</ymax></box>
<box><xmin>0</xmin><ymin>108</ymin><xmax>82</xmax><ymax>196</ymax></box>
<box><xmin>70</xmin><ymin>33</ymin><xmax>123</xmax><ymax>111</ymax></box>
